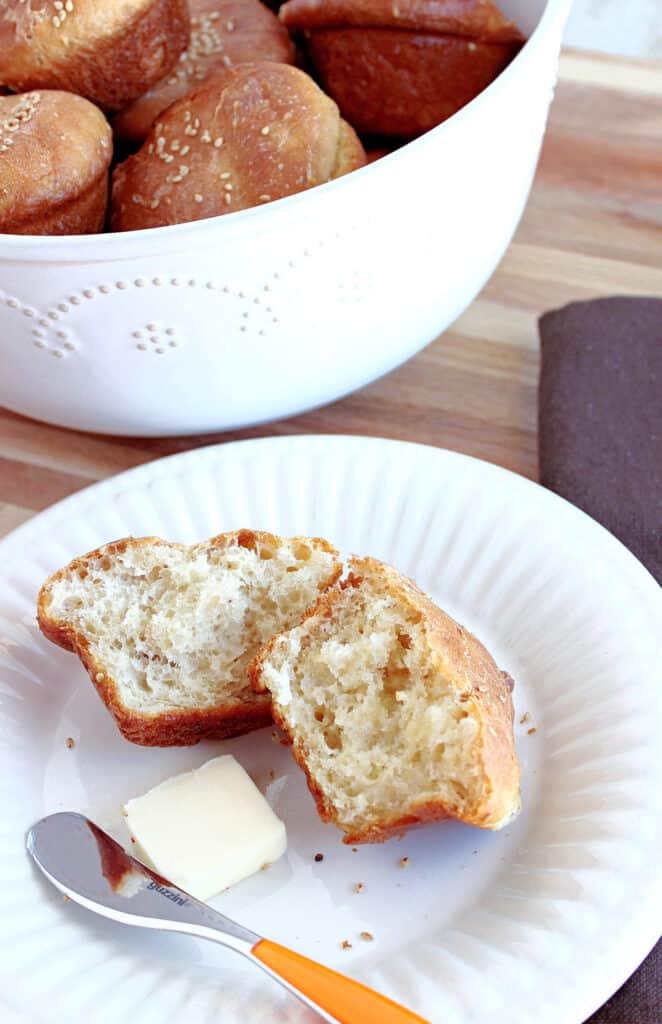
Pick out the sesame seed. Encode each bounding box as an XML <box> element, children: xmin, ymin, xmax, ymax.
<box><xmin>220</xmin><ymin>171</ymin><xmax>231</xmax><ymax>179</ymax></box>
<box><xmin>223</xmin><ymin>182</ymin><xmax>232</xmax><ymax>191</ymax></box>
<box><xmin>261</xmin><ymin>125</ymin><xmax>270</xmax><ymax>135</ymax></box>
<box><xmin>194</xmin><ymin>194</ymin><xmax>203</xmax><ymax>203</ymax></box>
<box><xmin>226</xmin><ymin>19</ymin><xmax>235</xmax><ymax>31</ymax></box>
<box><xmin>224</xmin><ymin>193</ymin><xmax>232</xmax><ymax>205</ymax></box>
<box><xmin>214</xmin><ymin>136</ymin><xmax>224</xmax><ymax>147</ymax></box>
<box><xmin>180</xmin><ymin>145</ymin><xmax>190</xmax><ymax>156</ymax></box>
<box><xmin>95</xmin><ymin>672</ymin><xmax>105</xmax><ymax>682</ymax></box>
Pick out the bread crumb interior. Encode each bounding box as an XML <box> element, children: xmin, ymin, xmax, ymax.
<box><xmin>262</xmin><ymin>575</ymin><xmax>483</xmax><ymax>833</ymax></box>
<box><xmin>45</xmin><ymin>535</ymin><xmax>337</xmax><ymax>712</ymax></box>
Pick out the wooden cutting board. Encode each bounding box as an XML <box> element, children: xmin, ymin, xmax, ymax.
<box><xmin>1</xmin><ymin>49</ymin><xmax>661</xmax><ymax>540</ymax></box>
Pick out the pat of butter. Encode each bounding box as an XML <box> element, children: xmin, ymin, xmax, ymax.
<box><xmin>123</xmin><ymin>755</ymin><xmax>286</xmax><ymax>901</ymax></box>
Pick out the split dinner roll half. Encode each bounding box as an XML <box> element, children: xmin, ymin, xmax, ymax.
<box><xmin>111</xmin><ymin>61</ymin><xmax>366</xmax><ymax>230</ymax></box>
<box><xmin>251</xmin><ymin>557</ymin><xmax>521</xmax><ymax>844</ymax></box>
<box><xmin>113</xmin><ymin>0</ymin><xmax>296</xmax><ymax>144</ymax></box>
<box><xmin>0</xmin><ymin>0</ymin><xmax>191</xmax><ymax>112</ymax></box>
<box><xmin>0</xmin><ymin>89</ymin><xmax>112</xmax><ymax>234</ymax></box>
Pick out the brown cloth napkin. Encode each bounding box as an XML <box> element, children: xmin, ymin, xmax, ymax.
<box><xmin>539</xmin><ymin>296</ymin><xmax>661</xmax><ymax>584</ymax></box>
<box><xmin>538</xmin><ymin>296</ymin><xmax>662</xmax><ymax>1024</ymax></box>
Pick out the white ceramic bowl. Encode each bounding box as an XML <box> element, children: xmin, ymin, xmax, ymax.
<box><xmin>0</xmin><ymin>0</ymin><xmax>572</xmax><ymax>437</ymax></box>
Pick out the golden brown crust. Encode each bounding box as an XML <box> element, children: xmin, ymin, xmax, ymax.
<box><xmin>280</xmin><ymin>0</ymin><xmax>524</xmax><ymax>41</ymax></box>
<box><xmin>113</xmin><ymin>0</ymin><xmax>295</xmax><ymax>144</ymax></box>
<box><xmin>0</xmin><ymin>0</ymin><xmax>190</xmax><ymax>112</ymax></box>
<box><xmin>110</xmin><ymin>61</ymin><xmax>366</xmax><ymax>231</ymax></box>
<box><xmin>250</xmin><ymin>555</ymin><xmax>520</xmax><ymax>842</ymax></box>
<box><xmin>0</xmin><ymin>90</ymin><xmax>112</xmax><ymax>235</ymax></box>
<box><xmin>331</xmin><ymin>118</ymin><xmax>366</xmax><ymax>178</ymax></box>
<box><xmin>38</xmin><ymin>530</ymin><xmax>342</xmax><ymax>747</ymax></box>
<box><xmin>280</xmin><ymin>0</ymin><xmax>523</xmax><ymax>138</ymax></box>
<box><xmin>306</xmin><ymin>29</ymin><xmax>522</xmax><ymax>137</ymax></box>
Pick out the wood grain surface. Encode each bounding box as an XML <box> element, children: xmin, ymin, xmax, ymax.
<box><xmin>1</xmin><ymin>49</ymin><xmax>661</xmax><ymax>540</ymax></box>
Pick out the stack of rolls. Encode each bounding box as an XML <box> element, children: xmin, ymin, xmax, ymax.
<box><xmin>0</xmin><ymin>0</ymin><xmax>523</xmax><ymax>235</ymax></box>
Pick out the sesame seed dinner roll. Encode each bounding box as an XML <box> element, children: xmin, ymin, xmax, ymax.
<box><xmin>110</xmin><ymin>62</ymin><xmax>366</xmax><ymax>231</ymax></box>
<box><xmin>113</xmin><ymin>0</ymin><xmax>295</xmax><ymax>144</ymax></box>
<box><xmin>0</xmin><ymin>89</ymin><xmax>112</xmax><ymax>234</ymax></box>
<box><xmin>0</xmin><ymin>0</ymin><xmax>191</xmax><ymax>113</ymax></box>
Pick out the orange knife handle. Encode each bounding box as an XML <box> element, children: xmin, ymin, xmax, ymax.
<box><xmin>251</xmin><ymin>938</ymin><xmax>429</xmax><ymax>1024</ymax></box>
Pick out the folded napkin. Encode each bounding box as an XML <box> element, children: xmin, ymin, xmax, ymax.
<box><xmin>538</xmin><ymin>295</ymin><xmax>661</xmax><ymax>1024</ymax></box>
<box><xmin>539</xmin><ymin>296</ymin><xmax>661</xmax><ymax>584</ymax></box>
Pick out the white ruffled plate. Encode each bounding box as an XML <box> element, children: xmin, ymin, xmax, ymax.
<box><xmin>0</xmin><ymin>435</ymin><xmax>660</xmax><ymax>1024</ymax></box>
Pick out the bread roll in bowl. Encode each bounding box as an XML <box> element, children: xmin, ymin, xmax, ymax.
<box><xmin>280</xmin><ymin>0</ymin><xmax>524</xmax><ymax>138</ymax></box>
<box><xmin>114</xmin><ymin>0</ymin><xmax>295</xmax><ymax>144</ymax></box>
<box><xmin>0</xmin><ymin>89</ymin><xmax>112</xmax><ymax>234</ymax></box>
<box><xmin>111</xmin><ymin>61</ymin><xmax>366</xmax><ymax>231</ymax></box>
<box><xmin>0</xmin><ymin>0</ymin><xmax>190</xmax><ymax>112</ymax></box>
